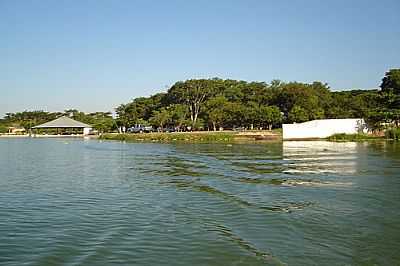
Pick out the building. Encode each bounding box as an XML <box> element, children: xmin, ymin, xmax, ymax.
<box><xmin>32</xmin><ymin>116</ymin><xmax>92</xmax><ymax>135</ymax></box>
<box><xmin>7</xmin><ymin>127</ymin><xmax>26</xmax><ymax>134</ymax></box>
<box><xmin>282</xmin><ymin>118</ymin><xmax>366</xmax><ymax>140</ymax></box>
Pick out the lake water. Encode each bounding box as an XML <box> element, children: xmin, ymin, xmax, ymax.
<box><xmin>0</xmin><ymin>138</ymin><xmax>399</xmax><ymax>265</ymax></box>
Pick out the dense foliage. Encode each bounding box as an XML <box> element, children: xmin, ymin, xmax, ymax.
<box><xmin>1</xmin><ymin>69</ymin><xmax>399</xmax><ymax>134</ymax></box>
<box><xmin>115</xmin><ymin>77</ymin><xmax>389</xmax><ymax>131</ymax></box>
<box><xmin>0</xmin><ymin>109</ymin><xmax>115</xmax><ymax>133</ymax></box>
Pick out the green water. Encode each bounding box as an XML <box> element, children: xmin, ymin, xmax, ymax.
<box><xmin>0</xmin><ymin>139</ymin><xmax>399</xmax><ymax>265</ymax></box>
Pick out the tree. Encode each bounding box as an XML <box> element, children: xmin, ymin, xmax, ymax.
<box><xmin>168</xmin><ymin>104</ymin><xmax>188</xmax><ymax>131</ymax></box>
<box><xmin>288</xmin><ymin>105</ymin><xmax>309</xmax><ymax>123</ymax></box>
<box><xmin>261</xmin><ymin>106</ymin><xmax>283</xmax><ymax>130</ymax></box>
<box><xmin>205</xmin><ymin>96</ymin><xmax>228</xmax><ymax>131</ymax></box>
<box><xmin>149</xmin><ymin>108</ymin><xmax>170</xmax><ymax>131</ymax></box>
<box><xmin>223</xmin><ymin>102</ymin><xmax>247</xmax><ymax>128</ymax></box>
<box><xmin>168</xmin><ymin>79</ymin><xmax>215</xmax><ymax>128</ymax></box>
<box><xmin>365</xmin><ymin>111</ymin><xmax>388</xmax><ymax>132</ymax></box>
<box><xmin>272</xmin><ymin>82</ymin><xmax>327</xmax><ymax>121</ymax></box>
<box><xmin>244</xmin><ymin>102</ymin><xmax>260</xmax><ymax>130</ymax></box>
<box><xmin>87</xmin><ymin>112</ymin><xmax>116</xmax><ymax>133</ymax></box>
<box><xmin>381</xmin><ymin>69</ymin><xmax>400</xmax><ymax>94</ymax></box>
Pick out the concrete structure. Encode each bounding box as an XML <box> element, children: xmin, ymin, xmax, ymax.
<box><xmin>7</xmin><ymin>127</ymin><xmax>26</xmax><ymax>134</ymax></box>
<box><xmin>283</xmin><ymin>118</ymin><xmax>366</xmax><ymax>140</ymax></box>
<box><xmin>32</xmin><ymin>116</ymin><xmax>92</xmax><ymax>136</ymax></box>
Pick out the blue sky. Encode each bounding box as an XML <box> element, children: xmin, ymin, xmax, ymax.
<box><xmin>1</xmin><ymin>0</ymin><xmax>399</xmax><ymax>115</ymax></box>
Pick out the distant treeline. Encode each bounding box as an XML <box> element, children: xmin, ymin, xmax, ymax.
<box><xmin>1</xmin><ymin>69</ymin><xmax>399</xmax><ymax>133</ymax></box>
<box><xmin>0</xmin><ymin>110</ymin><xmax>115</xmax><ymax>133</ymax></box>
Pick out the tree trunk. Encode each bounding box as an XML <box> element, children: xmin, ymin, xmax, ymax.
<box><xmin>193</xmin><ymin>112</ymin><xmax>198</xmax><ymax>127</ymax></box>
<box><xmin>189</xmin><ymin>104</ymin><xmax>194</xmax><ymax>126</ymax></box>
<box><xmin>213</xmin><ymin>122</ymin><xmax>216</xmax><ymax>131</ymax></box>
<box><xmin>268</xmin><ymin>124</ymin><xmax>272</xmax><ymax>130</ymax></box>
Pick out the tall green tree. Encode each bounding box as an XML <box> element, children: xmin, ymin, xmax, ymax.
<box><xmin>205</xmin><ymin>96</ymin><xmax>228</xmax><ymax>131</ymax></box>
<box><xmin>168</xmin><ymin>79</ymin><xmax>216</xmax><ymax>128</ymax></box>
<box><xmin>288</xmin><ymin>105</ymin><xmax>309</xmax><ymax>123</ymax></box>
<box><xmin>381</xmin><ymin>69</ymin><xmax>400</xmax><ymax>94</ymax></box>
<box><xmin>149</xmin><ymin>108</ymin><xmax>170</xmax><ymax>130</ymax></box>
<box><xmin>261</xmin><ymin>106</ymin><xmax>283</xmax><ymax>130</ymax></box>
<box><xmin>168</xmin><ymin>104</ymin><xmax>188</xmax><ymax>131</ymax></box>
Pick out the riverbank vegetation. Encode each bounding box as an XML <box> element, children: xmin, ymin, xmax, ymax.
<box><xmin>99</xmin><ymin>130</ymin><xmax>282</xmax><ymax>143</ymax></box>
<box><xmin>100</xmin><ymin>132</ymin><xmax>236</xmax><ymax>143</ymax></box>
<box><xmin>1</xmin><ymin>69</ymin><xmax>399</xmax><ymax>137</ymax></box>
<box><xmin>385</xmin><ymin>128</ymin><xmax>400</xmax><ymax>140</ymax></box>
<box><xmin>327</xmin><ymin>133</ymin><xmax>383</xmax><ymax>142</ymax></box>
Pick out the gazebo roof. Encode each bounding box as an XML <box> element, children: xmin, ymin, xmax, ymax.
<box><xmin>32</xmin><ymin>116</ymin><xmax>92</xmax><ymax>129</ymax></box>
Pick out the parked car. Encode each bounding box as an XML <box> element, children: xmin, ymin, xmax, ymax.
<box><xmin>127</xmin><ymin>125</ymin><xmax>154</xmax><ymax>133</ymax></box>
<box><xmin>233</xmin><ymin>126</ymin><xmax>246</xmax><ymax>131</ymax></box>
<box><xmin>164</xmin><ymin>127</ymin><xmax>176</xmax><ymax>133</ymax></box>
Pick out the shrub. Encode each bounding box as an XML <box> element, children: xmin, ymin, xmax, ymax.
<box><xmin>327</xmin><ymin>133</ymin><xmax>380</xmax><ymax>141</ymax></box>
<box><xmin>385</xmin><ymin>128</ymin><xmax>400</xmax><ymax>140</ymax></box>
<box><xmin>0</xmin><ymin>125</ymin><xmax>8</xmax><ymax>133</ymax></box>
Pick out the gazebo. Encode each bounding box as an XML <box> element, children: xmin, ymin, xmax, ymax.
<box><xmin>32</xmin><ymin>116</ymin><xmax>92</xmax><ymax>136</ymax></box>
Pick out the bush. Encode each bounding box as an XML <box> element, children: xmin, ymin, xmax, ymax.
<box><xmin>385</xmin><ymin>128</ymin><xmax>400</xmax><ymax>140</ymax></box>
<box><xmin>327</xmin><ymin>133</ymin><xmax>380</xmax><ymax>141</ymax></box>
<box><xmin>0</xmin><ymin>125</ymin><xmax>8</xmax><ymax>133</ymax></box>
<box><xmin>99</xmin><ymin>132</ymin><xmax>236</xmax><ymax>143</ymax></box>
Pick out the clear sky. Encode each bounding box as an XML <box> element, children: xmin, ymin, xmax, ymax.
<box><xmin>1</xmin><ymin>0</ymin><xmax>399</xmax><ymax>116</ymax></box>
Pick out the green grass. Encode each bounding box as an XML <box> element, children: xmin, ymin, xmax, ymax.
<box><xmin>100</xmin><ymin>130</ymin><xmax>282</xmax><ymax>143</ymax></box>
<box><xmin>100</xmin><ymin>132</ymin><xmax>237</xmax><ymax>143</ymax></box>
<box><xmin>271</xmin><ymin>128</ymin><xmax>283</xmax><ymax>134</ymax></box>
<box><xmin>327</xmin><ymin>133</ymin><xmax>382</xmax><ymax>142</ymax></box>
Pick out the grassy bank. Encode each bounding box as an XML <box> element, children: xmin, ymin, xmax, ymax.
<box><xmin>328</xmin><ymin>128</ymin><xmax>400</xmax><ymax>142</ymax></box>
<box><xmin>327</xmin><ymin>133</ymin><xmax>383</xmax><ymax>142</ymax></box>
<box><xmin>100</xmin><ymin>131</ymin><xmax>281</xmax><ymax>143</ymax></box>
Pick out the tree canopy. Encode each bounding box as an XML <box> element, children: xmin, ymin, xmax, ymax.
<box><xmin>381</xmin><ymin>69</ymin><xmax>400</xmax><ymax>94</ymax></box>
<box><xmin>2</xmin><ymin>69</ymin><xmax>399</xmax><ymax>133</ymax></box>
<box><xmin>114</xmin><ymin>77</ymin><xmax>389</xmax><ymax>131</ymax></box>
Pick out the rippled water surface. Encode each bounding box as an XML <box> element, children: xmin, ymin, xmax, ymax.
<box><xmin>1</xmin><ymin>138</ymin><xmax>400</xmax><ymax>265</ymax></box>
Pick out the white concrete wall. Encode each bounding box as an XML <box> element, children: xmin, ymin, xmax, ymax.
<box><xmin>83</xmin><ymin>127</ymin><xmax>92</xmax><ymax>135</ymax></box>
<box><xmin>283</xmin><ymin>119</ymin><xmax>365</xmax><ymax>140</ymax></box>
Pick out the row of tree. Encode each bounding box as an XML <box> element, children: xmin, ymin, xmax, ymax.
<box><xmin>0</xmin><ymin>110</ymin><xmax>115</xmax><ymax>133</ymax></box>
<box><xmin>1</xmin><ymin>69</ymin><xmax>399</xmax><ymax>133</ymax></box>
<box><xmin>115</xmin><ymin>69</ymin><xmax>399</xmax><ymax>131</ymax></box>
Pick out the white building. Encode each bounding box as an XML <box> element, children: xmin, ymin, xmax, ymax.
<box><xmin>283</xmin><ymin>118</ymin><xmax>366</xmax><ymax>140</ymax></box>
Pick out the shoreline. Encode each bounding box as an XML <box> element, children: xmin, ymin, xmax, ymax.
<box><xmin>0</xmin><ymin>134</ymin><xmax>99</xmax><ymax>139</ymax></box>
<box><xmin>1</xmin><ymin>132</ymin><xmax>391</xmax><ymax>143</ymax></box>
<box><xmin>99</xmin><ymin>131</ymin><xmax>282</xmax><ymax>143</ymax></box>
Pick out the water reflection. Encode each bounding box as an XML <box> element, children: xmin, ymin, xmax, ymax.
<box><xmin>283</xmin><ymin>141</ymin><xmax>359</xmax><ymax>176</ymax></box>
